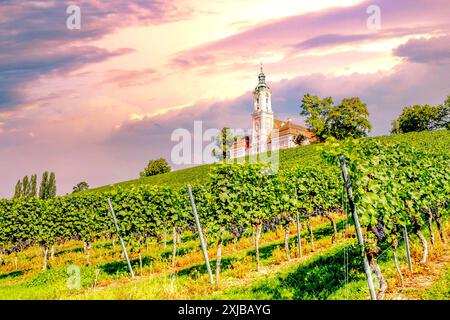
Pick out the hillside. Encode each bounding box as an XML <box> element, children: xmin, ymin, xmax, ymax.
<box><xmin>1</xmin><ymin>129</ymin><xmax>448</xmax><ymax>300</ymax></box>
<box><xmin>89</xmin><ymin>130</ymin><xmax>450</xmax><ymax>193</ymax></box>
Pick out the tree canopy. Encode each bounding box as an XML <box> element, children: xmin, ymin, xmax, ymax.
<box><xmin>391</xmin><ymin>95</ymin><xmax>450</xmax><ymax>133</ymax></box>
<box><xmin>13</xmin><ymin>174</ymin><xmax>38</xmax><ymax>199</ymax></box>
<box><xmin>39</xmin><ymin>171</ymin><xmax>57</xmax><ymax>200</ymax></box>
<box><xmin>300</xmin><ymin>94</ymin><xmax>371</xmax><ymax>141</ymax></box>
<box><xmin>140</xmin><ymin>158</ymin><xmax>171</xmax><ymax>177</ymax></box>
<box><xmin>213</xmin><ymin>127</ymin><xmax>240</xmax><ymax>160</ymax></box>
<box><xmin>72</xmin><ymin>181</ymin><xmax>90</xmax><ymax>193</ymax></box>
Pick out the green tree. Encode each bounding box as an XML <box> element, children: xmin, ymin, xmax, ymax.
<box><xmin>30</xmin><ymin>174</ymin><xmax>37</xmax><ymax>197</ymax></box>
<box><xmin>13</xmin><ymin>180</ymin><xmax>22</xmax><ymax>199</ymax></box>
<box><xmin>391</xmin><ymin>119</ymin><xmax>401</xmax><ymax>134</ymax></box>
<box><xmin>300</xmin><ymin>94</ymin><xmax>334</xmax><ymax>142</ymax></box>
<box><xmin>39</xmin><ymin>172</ymin><xmax>49</xmax><ymax>199</ymax></box>
<box><xmin>293</xmin><ymin>133</ymin><xmax>307</xmax><ymax>146</ymax></box>
<box><xmin>22</xmin><ymin>176</ymin><xmax>30</xmax><ymax>196</ymax></box>
<box><xmin>48</xmin><ymin>172</ymin><xmax>57</xmax><ymax>198</ymax></box>
<box><xmin>213</xmin><ymin>127</ymin><xmax>238</xmax><ymax>160</ymax></box>
<box><xmin>327</xmin><ymin>97</ymin><xmax>372</xmax><ymax>140</ymax></box>
<box><xmin>72</xmin><ymin>181</ymin><xmax>90</xmax><ymax>193</ymax></box>
<box><xmin>437</xmin><ymin>95</ymin><xmax>450</xmax><ymax>130</ymax></box>
<box><xmin>300</xmin><ymin>94</ymin><xmax>371</xmax><ymax>141</ymax></box>
<box><xmin>139</xmin><ymin>158</ymin><xmax>171</xmax><ymax>177</ymax></box>
<box><xmin>392</xmin><ymin>104</ymin><xmax>439</xmax><ymax>133</ymax></box>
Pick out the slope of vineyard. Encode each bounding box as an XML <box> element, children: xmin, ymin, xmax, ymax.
<box><xmin>0</xmin><ymin>129</ymin><xmax>448</xmax><ymax>300</ymax></box>
<box><xmin>88</xmin><ymin>130</ymin><xmax>450</xmax><ymax>193</ymax></box>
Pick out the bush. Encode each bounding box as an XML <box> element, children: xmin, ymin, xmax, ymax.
<box><xmin>140</xmin><ymin>158</ymin><xmax>171</xmax><ymax>177</ymax></box>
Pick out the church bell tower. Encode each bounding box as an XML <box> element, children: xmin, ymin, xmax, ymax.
<box><xmin>252</xmin><ymin>63</ymin><xmax>273</xmax><ymax>153</ymax></box>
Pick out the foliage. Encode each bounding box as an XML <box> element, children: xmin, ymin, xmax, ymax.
<box><xmin>1</xmin><ymin>131</ymin><xmax>448</xmax><ymax>289</ymax></box>
<box><xmin>392</xmin><ymin>96</ymin><xmax>450</xmax><ymax>134</ymax></box>
<box><xmin>13</xmin><ymin>180</ymin><xmax>22</xmax><ymax>199</ymax></box>
<box><xmin>139</xmin><ymin>158</ymin><xmax>171</xmax><ymax>178</ymax></box>
<box><xmin>392</xmin><ymin>104</ymin><xmax>440</xmax><ymax>133</ymax></box>
<box><xmin>327</xmin><ymin>97</ymin><xmax>371</xmax><ymax>140</ymax></box>
<box><xmin>438</xmin><ymin>95</ymin><xmax>450</xmax><ymax>130</ymax></box>
<box><xmin>39</xmin><ymin>171</ymin><xmax>57</xmax><ymax>200</ymax></box>
<box><xmin>293</xmin><ymin>134</ymin><xmax>307</xmax><ymax>146</ymax></box>
<box><xmin>300</xmin><ymin>94</ymin><xmax>371</xmax><ymax>141</ymax></box>
<box><xmin>12</xmin><ymin>174</ymin><xmax>38</xmax><ymax>199</ymax></box>
<box><xmin>213</xmin><ymin>127</ymin><xmax>240</xmax><ymax>161</ymax></box>
<box><xmin>72</xmin><ymin>181</ymin><xmax>90</xmax><ymax>193</ymax></box>
<box><xmin>86</xmin><ymin>130</ymin><xmax>450</xmax><ymax>194</ymax></box>
<box><xmin>30</xmin><ymin>174</ymin><xmax>37</xmax><ymax>198</ymax></box>
<box><xmin>300</xmin><ymin>94</ymin><xmax>334</xmax><ymax>142</ymax></box>
<box><xmin>322</xmin><ymin>138</ymin><xmax>450</xmax><ymax>256</ymax></box>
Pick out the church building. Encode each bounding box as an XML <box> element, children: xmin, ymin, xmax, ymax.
<box><xmin>230</xmin><ymin>65</ymin><xmax>315</xmax><ymax>159</ymax></box>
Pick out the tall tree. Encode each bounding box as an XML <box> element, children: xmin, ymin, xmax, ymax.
<box><xmin>72</xmin><ymin>181</ymin><xmax>90</xmax><ymax>193</ymax></box>
<box><xmin>22</xmin><ymin>176</ymin><xmax>30</xmax><ymax>197</ymax></box>
<box><xmin>13</xmin><ymin>180</ymin><xmax>22</xmax><ymax>199</ymax></box>
<box><xmin>39</xmin><ymin>171</ymin><xmax>49</xmax><ymax>199</ymax></box>
<box><xmin>30</xmin><ymin>174</ymin><xmax>37</xmax><ymax>197</ymax></box>
<box><xmin>48</xmin><ymin>172</ymin><xmax>57</xmax><ymax>198</ymax></box>
<box><xmin>300</xmin><ymin>94</ymin><xmax>371</xmax><ymax>141</ymax></box>
<box><xmin>213</xmin><ymin>127</ymin><xmax>238</xmax><ymax>160</ymax></box>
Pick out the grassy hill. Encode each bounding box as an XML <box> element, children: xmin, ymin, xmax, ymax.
<box><xmin>89</xmin><ymin>130</ymin><xmax>450</xmax><ymax>193</ymax></box>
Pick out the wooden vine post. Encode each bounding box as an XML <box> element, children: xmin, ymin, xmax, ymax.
<box><xmin>107</xmin><ymin>198</ymin><xmax>135</xmax><ymax>279</ymax></box>
<box><xmin>187</xmin><ymin>184</ymin><xmax>215</xmax><ymax>286</ymax></box>
<box><xmin>338</xmin><ymin>155</ymin><xmax>377</xmax><ymax>300</ymax></box>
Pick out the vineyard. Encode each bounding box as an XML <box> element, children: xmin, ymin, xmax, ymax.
<box><xmin>0</xmin><ymin>130</ymin><xmax>449</xmax><ymax>299</ymax></box>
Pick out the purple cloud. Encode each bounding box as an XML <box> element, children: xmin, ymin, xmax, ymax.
<box><xmin>393</xmin><ymin>36</ymin><xmax>450</xmax><ymax>64</ymax></box>
<box><xmin>0</xmin><ymin>0</ymin><xmax>189</xmax><ymax>109</ymax></box>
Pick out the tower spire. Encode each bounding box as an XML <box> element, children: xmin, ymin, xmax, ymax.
<box><xmin>258</xmin><ymin>62</ymin><xmax>266</xmax><ymax>86</ymax></box>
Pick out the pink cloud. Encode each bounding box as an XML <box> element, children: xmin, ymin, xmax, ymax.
<box><xmin>0</xmin><ymin>0</ymin><xmax>190</xmax><ymax>110</ymax></box>
<box><xmin>170</xmin><ymin>0</ymin><xmax>450</xmax><ymax>70</ymax></box>
<box><xmin>101</xmin><ymin>68</ymin><xmax>160</xmax><ymax>87</ymax></box>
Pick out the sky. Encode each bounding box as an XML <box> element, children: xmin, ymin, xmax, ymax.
<box><xmin>1</xmin><ymin>0</ymin><xmax>449</xmax><ymax>198</ymax></box>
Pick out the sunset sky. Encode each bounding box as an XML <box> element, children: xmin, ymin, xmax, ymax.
<box><xmin>1</xmin><ymin>0</ymin><xmax>450</xmax><ymax>198</ymax></box>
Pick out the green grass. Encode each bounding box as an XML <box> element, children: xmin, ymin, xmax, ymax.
<box><xmin>0</xmin><ymin>215</ymin><xmax>447</xmax><ymax>300</ymax></box>
<box><xmin>87</xmin><ymin>130</ymin><xmax>450</xmax><ymax>194</ymax></box>
<box><xmin>0</xmin><ymin>216</ymin><xmax>342</xmax><ymax>299</ymax></box>
<box><xmin>209</xmin><ymin>243</ymin><xmax>367</xmax><ymax>300</ymax></box>
<box><xmin>421</xmin><ymin>266</ymin><xmax>450</xmax><ymax>300</ymax></box>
